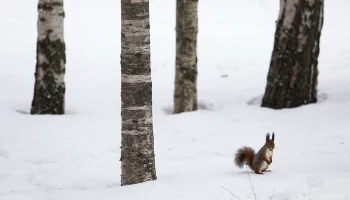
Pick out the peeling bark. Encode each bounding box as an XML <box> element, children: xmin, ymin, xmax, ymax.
<box><xmin>120</xmin><ymin>0</ymin><xmax>157</xmax><ymax>186</ymax></box>
<box><xmin>31</xmin><ymin>0</ymin><xmax>66</xmax><ymax>114</ymax></box>
<box><xmin>173</xmin><ymin>0</ymin><xmax>198</xmax><ymax>114</ymax></box>
<box><xmin>261</xmin><ymin>0</ymin><xmax>324</xmax><ymax>109</ymax></box>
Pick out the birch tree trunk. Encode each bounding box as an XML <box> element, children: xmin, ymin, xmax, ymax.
<box><xmin>31</xmin><ymin>0</ymin><xmax>66</xmax><ymax>115</ymax></box>
<box><xmin>261</xmin><ymin>0</ymin><xmax>324</xmax><ymax>109</ymax></box>
<box><xmin>173</xmin><ymin>0</ymin><xmax>198</xmax><ymax>114</ymax></box>
<box><xmin>120</xmin><ymin>0</ymin><xmax>157</xmax><ymax>186</ymax></box>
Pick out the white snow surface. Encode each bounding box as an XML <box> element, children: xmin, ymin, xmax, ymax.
<box><xmin>1</xmin><ymin>0</ymin><xmax>350</xmax><ymax>199</ymax></box>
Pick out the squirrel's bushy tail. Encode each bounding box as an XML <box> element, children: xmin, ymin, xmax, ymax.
<box><xmin>234</xmin><ymin>146</ymin><xmax>255</xmax><ymax>170</ymax></box>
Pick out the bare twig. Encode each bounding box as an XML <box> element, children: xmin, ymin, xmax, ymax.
<box><xmin>151</xmin><ymin>64</ymin><xmax>159</xmax><ymax>74</ymax></box>
<box><xmin>246</xmin><ymin>167</ymin><xmax>257</xmax><ymax>200</ymax></box>
<box><xmin>270</xmin><ymin>189</ymin><xmax>276</xmax><ymax>200</ymax></box>
<box><xmin>220</xmin><ymin>186</ymin><xmax>241</xmax><ymax>200</ymax></box>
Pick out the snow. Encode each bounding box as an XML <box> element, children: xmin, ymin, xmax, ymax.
<box><xmin>1</xmin><ymin>0</ymin><xmax>350</xmax><ymax>199</ymax></box>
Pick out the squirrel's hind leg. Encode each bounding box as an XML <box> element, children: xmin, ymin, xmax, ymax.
<box><xmin>255</xmin><ymin>171</ymin><xmax>264</xmax><ymax>175</ymax></box>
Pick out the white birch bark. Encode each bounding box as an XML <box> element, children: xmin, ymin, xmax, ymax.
<box><xmin>31</xmin><ymin>0</ymin><xmax>66</xmax><ymax>114</ymax></box>
<box><xmin>262</xmin><ymin>0</ymin><xmax>324</xmax><ymax>109</ymax></box>
<box><xmin>173</xmin><ymin>0</ymin><xmax>198</xmax><ymax>114</ymax></box>
<box><xmin>120</xmin><ymin>0</ymin><xmax>157</xmax><ymax>186</ymax></box>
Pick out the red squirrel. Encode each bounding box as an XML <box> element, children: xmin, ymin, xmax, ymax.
<box><xmin>234</xmin><ymin>133</ymin><xmax>275</xmax><ymax>175</ymax></box>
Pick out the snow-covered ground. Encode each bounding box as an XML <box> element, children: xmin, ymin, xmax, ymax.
<box><xmin>1</xmin><ymin>0</ymin><xmax>350</xmax><ymax>199</ymax></box>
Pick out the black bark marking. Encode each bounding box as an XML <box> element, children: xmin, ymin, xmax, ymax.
<box><xmin>58</xmin><ymin>12</ymin><xmax>65</xmax><ymax>17</ymax></box>
<box><xmin>31</xmin><ymin>36</ymin><xmax>66</xmax><ymax>115</ymax></box>
<box><xmin>38</xmin><ymin>1</ymin><xmax>64</xmax><ymax>11</ymax></box>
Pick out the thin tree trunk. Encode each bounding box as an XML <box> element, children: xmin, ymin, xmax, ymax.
<box><xmin>120</xmin><ymin>0</ymin><xmax>157</xmax><ymax>186</ymax></box>
<box><xmin>31</xmin><ymin>0</ymin><xmax>66</xmax><ymax>114</ymax></box>
<box><xmin>173</xmin><ymin>0</ymin><xmax>198</xmax><ymax>114</ymax></box>
<box><xmin>261</xmin><ymin>0</ymin><xmax>324</xmax><ymax>109</ymax></box>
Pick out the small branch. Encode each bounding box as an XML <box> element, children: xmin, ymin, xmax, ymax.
<box><xmin>246</xmin><ymin>167</ymin><xmax>257</xmax><ymax>200</ymax></box>
<box><xmin>151</xmin><ymin>64</ymin><xmax>159</xmax><ymax>74</ymax></box>
<box><xmin>270</xmin><ymin>189</ymin><xmax>276</xmax><ymax>200</ymax></box>
<box><xmin>220</xmin><ymin>186</ymin><xmax>241</xmax><ymax>200</ymax></box>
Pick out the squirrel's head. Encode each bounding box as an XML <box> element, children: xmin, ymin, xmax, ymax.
<box><xmin>265</xmin><ymin>132</ymin><xmax>275</xmax><ymax>150</ymax></box>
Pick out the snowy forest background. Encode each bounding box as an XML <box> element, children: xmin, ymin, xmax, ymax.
<box><xmin>1</xmin><ymin>0</ymin><xmax>350</xmax><ymax>199</ymax></box>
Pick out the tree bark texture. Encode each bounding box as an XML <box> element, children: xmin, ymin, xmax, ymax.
<box><xmin>31</xmin><ymin>0</ymin><xmax>66</xmax><ymax>114</ymax></box>
<box><xmin>173</xmin><ymin>0</ymin><xmax>198</xmax><ymax>114</ymax></box>
<box><xmin>120</xmin><ymin>0</ymin><xmax>157</xmax><ymax>186</ymax></box>
<box><xmin>261</xmin><ymin>0</ymin><xmax>324</xmax><ymax>109</ymax></box>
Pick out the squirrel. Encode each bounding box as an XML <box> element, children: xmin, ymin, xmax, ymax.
<box><xmin>234</xmin><ymin>132</ymin><xmax>275</xmax><ymax>175</ymax></box>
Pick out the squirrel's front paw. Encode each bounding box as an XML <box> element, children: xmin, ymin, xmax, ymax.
<box><xmin>267</xmin><ymin>160</ymin><xmax>272</xmax><ymax>164</ymax></box>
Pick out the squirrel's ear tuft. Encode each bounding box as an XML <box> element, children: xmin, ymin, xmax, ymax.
<box><xmin>272</xmin><ymin>132</ymin><xmax>275</xmax><ymax>141</ymax></box>
<box><xmin>266</xmin><ymin>133</ymin><xmax>270</xmax><ymax>141</ymax></box>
